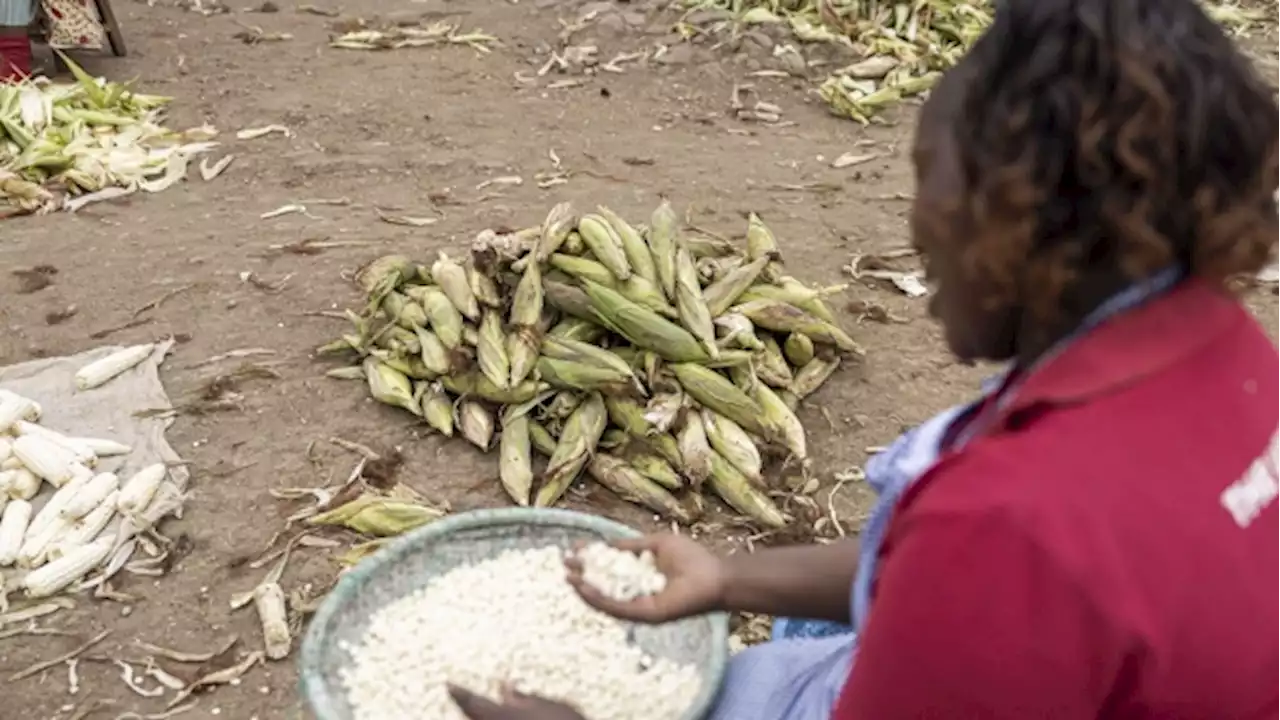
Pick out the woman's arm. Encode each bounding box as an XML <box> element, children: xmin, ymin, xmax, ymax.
<box><xmin>718</xmin><ymin>538</ymin><xmax>860</xmax><ymax>622</ymax></box>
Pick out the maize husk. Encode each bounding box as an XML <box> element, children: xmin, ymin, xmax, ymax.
<box><xmin>355</xmin><ymin>255</ymin><xmax>414</xmax><ymax>295</ymax></box>
<box><xmin>582</xmin><ymin>281</ymin><xmax>708</xmax><ymax>363</ymax></box>
<box><xmin>628</xmin><ymin>453</ymin><xmax>683</xmax><ymax>490</ymax></box>
<box><xmin>648</xmin><ymin>201</ymin><xmax>678</xmax><ymax>301</ymax></box>
<box><xmin>697</xmin><ymin>256</ymin><xmax>745</xmax><ymax>285</ymax></box>
<box><xmin>714</xmin><ymin>313</ymin><xmax>764</xmax><ymax>350</ymax></box>
<box><xmin>543</xmin><ymin>278</ymin><xmax>597</xmax><ymax>322</ymax></box>
<box><xmin>544</xmin><ymin>391</ymin><xmax>583</xmax><ymax>420</ymax></box>
<box><xmin>670</xmin><ymin>363</ymin><xmax>774</xmax><ymax>440</ymax></box>
<box><xmin>541</xmin><ymin>337</ymin><xmax>640</xmax><ymax>387</ymax></box>
<box><xmin>618</xmin><ymin>276</ymin><xmax>680</xmax><ymax>319</ymax></box>
<box><xmin>528</xmin><ymin>421</ymin><xmax>558</xmax><ymax>456</ymax></box>
<box><xmin>381</xmin><ymin>291</ymin><xmax>429</xmax><ymax>331</ymax></box>
<box><xmin>432</xmin><ymin>253</ymin><xmax>481</xmax><ymax>322</ymax></box>
<box><xmin>562</xmin><ymin>231</ymin><xmax>586</xmax><ymax>255</ymax></box>
<box><xmin>462</xmin><ymin>324</ymin><xmax>481</xmax><ymax>347</ymax></box>
<box><xmin>792</xmin><ymin>356</ymin><xmax>841</xmax><ymax>399</ymax></box>
<box><xmin>577</xmin><ymin>215</ymin><xmax>633</xmax><ymax>281</ymax></box>
<box><xmin>549</xmin><ymin>254</ymin><xmax>618</xmax><ymax>288</ymax></box>
<box><xmin>506</xmin><ymin>327</ymin><xmax>541</xmax><ymax>388</ymax></box>
<box><xmin>683</xmin><ymin>235</ymin><xmax>738</xmax><ymax>258</ymax></box>
<box><xmin>704</xmin><ymin>256</ymin><xmax>770</xmax><ymax>316</ymax></box>
<box><xmin>599</xmin><ymin>205</ymin><xmax>658</xmax><ymax>285</ymax></box>
<box><xmin>420</xmin><ymin>381</ymin><xmax>455</xmax><ymax>436</ymax></box>
<box><xmin>536</xmin><ymin>393</ymin><xmax>607</xmax><ymax>507</ymax></box>
<box><xmin>642</xmin><ymin>391</ymin><xmax>684</xmax><ymax>434</ymax></box>
<box><xmin>677</xmin><ymin>412</ymin><xmax>713</xmax><ymax>488</ymax></box>
<box><xmin>674</xmin><ymin>245</ymin><xmax>719</xmax><ymax>359</ymax></box>
<box><xmin>701</xmin><ymin>409</ymin><xmax>764</xmax><ymax>487</ymax></box>
<box><xmin>441</xmin><ymin>373</ymin><xmax>545</xmax><ymax>404</ymax></box>
<box><xmin>458</xmin><ymin>401</ymin><xmax>495</xmax><ymax>450</ymax></box>
<box><xmin>536</xmin><ymin>357</ymin><xmax>635</xmax><ymax>395</ymax></box>
<box><xmin>707</xmin><ymin>450</ymin><xmax>786</xmax><ymax>528</ymax></box>
<box><xmin>499</xmin><ymin>411</ymin><xmax>534</xmax><ymax>506</ymax></box>
<box><xmin>509</xmin><ymin>260</ymin><xmax>544</xmax><ymax>328</ymax></box>
<box><xmin>756</xmin><ymin>336</ymin><xmax>795</xmax><ymax>388</ymax></box>
<box><xmin>380</xmin><ymin>326</ymin><xmax>423</xmax><ymax>356</ymax></box>
<box><xmin>477</xmin><ymin>311</ymin><xmax>511</xmax><ymax>390</ymax></box>
<box><xmin>414</xmin><ymin>327</ymin><xmax>452</xmax><ymax>376</ymax></box>
<box><xmin>600</xmin><ymin>428</ymin><xmax>630</xmax><ymax>450</ymax></box>
<box><xmin>733</xmin><ymin>299</ymin><xmax>861</xmax><ymax>354</ymax></box>
<box><xmin>778</xmin><ymin>389</ymin><xmax>801</xmax><ymax>411</ymax></box>
<box><xmin>532</xmin><ymin>202</ymin><xmax>576</xmax><ymax>263</ymax></box>
<box><xmin>604</xmin><ymin>396</ymin><xmax>653</xmax><ymax>437</ymax></box>
<box><xmin>741</xmin><ymin>278</ymin><xmax>843</xmax><ymax>324</ymax></box>
<box><xmin>783</xmin><ymin>332</ymin><xmax>815</xmax><ymax>367</ymax></box>
<box><xmin>364</xmin><ymin>358</ymin><xmax>421</xmax><ymax>415</ymax></box>
<box><xmin>746</xmin><ymin>213</ymin><xmax>783</xmax><ymax>281</ymax></box>
<box><xmin>410</xmin><ymin>286</ymin><xmax>465</xmax><ymax>349</ymax></box>
<box><xmin>587</xmin><ymin>454</ymin><xmax>696</xmax><ymax>523</ymax></box>
<box><xmin>308</xmin><ymin>494</ymin><xmax>444</xmax><ymax>536</ymax></box>
<box><xmin>548</xmin><ymin>318</ymin><xmax>604</xmax><ymax>344</ymax></box>
<box><xmin>752</xmin><ymin>382</ymin><xmax>806</xmax><ymax>461</ymax></box>
<box><xmin>468</xmin><ymin>263</ymin><xmax>502</xmax><ymax>309</ymax></box>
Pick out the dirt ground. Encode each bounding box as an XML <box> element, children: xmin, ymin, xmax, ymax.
<box><xmin>0</xmin><ymin>1</ymin><xmax>1276</xmax><ymax>718</ymax></box>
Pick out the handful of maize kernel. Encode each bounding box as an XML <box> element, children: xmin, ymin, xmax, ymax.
<box><xmin>321</xmin><ymin>202</ymin><xmax>863</xmax><ymax>528</ymax></box>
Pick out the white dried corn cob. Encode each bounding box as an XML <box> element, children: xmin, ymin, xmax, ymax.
<box><xmin>72</xmin><ymin>437</ymin><xmax>132</xmax><ymax>457</ymax></box>
<box><xmin>0</xmin><ymin>457</ymin><xmax>20</xmax><ymax>471</ymax></box>
<box><xmin>28</xmin><ymin>471</ymin><xmax>90</xmax><ymax>539</ymax></box>
<box><xmin>13</xmin><ymin>421</ymin><xmax>97</xmax><ymax>465</ymax></box>
<box><xmin>17</xmin><ymin>516</ymin><xmax>70</xmax><ymax>569</ymax></box>
<box><xmin>0</xmin><ymin>470</ymin><xmax>12</xmax><ymax>496</ymax></box>
<box><xmin>22</xmin><ymin>536</ymin><xmax>113</xmax><ymax>597</ymax></box>
<box><xmin>74</xmin><ymin>343</ymin><xmax>155</xmax><ymax>391</ymax></box>
<box><xmin>48</xmin><ymin>491</ymin><xmax>118</xmax><ymax>561</ymax></box>
<box><xmin>0</xmin><ymin>395</ymin><xmax>37</xmax><ymax>432</ymax></box>
<box><xmin>0</xmin><ymin>437</ymin><xmax>11</xmax><ymax>464</ymax></box>
<box><xmin>12</xmin><ymin>435</ymin><xmax>79</xmax><ymax>487</ymax></box>
<box><xmin>0</xmin><ymin>499</ymin><xmax>33</xmax><ymax>566</ymax></box>
<box><xmin>7</xmin><ymin>469</ymin><xmax>40</xmax><ymax>500</ymax></box>
<box><xmin>60</xmin><ymin>473</ymin><xmax>119</xmax><ymax>521</ymax></box>
<box><xmin>117</xmin><ymin>464</ymin><xmax>166</xmax><ymax>516</ymax></box>
<box><xmin>254</xmin><ymin>581</ymin><xmax>292</xmax><ymax>660</ymax></box>
<box><xmin>0</xmin><ymin>389</ymin><xmax>40</xmax><ymax>419</ymax></box>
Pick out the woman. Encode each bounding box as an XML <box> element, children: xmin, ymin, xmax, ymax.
<box><xmin>451</xmin><ymin>0</ymin><xmax>1280</xmax><ymax>717</ymax></box>
<box><xmin>0</xmin><ymin>0</ymin><xmax>109</xmax><ymax>81</ymax></box>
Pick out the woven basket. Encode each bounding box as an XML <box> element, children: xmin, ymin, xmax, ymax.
<box><xmin>299</xmin><ymin>507</ymin><xmax>730</xmax><ymax>720</ymax></box>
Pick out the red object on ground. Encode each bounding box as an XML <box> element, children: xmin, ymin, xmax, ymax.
<box><xmin>834</xmin><ymin>279</ymin><xmax>1280</xmax><ymax>720</ymax></box>
<box><xmin>0</xmin><ymin>34</ymin><xmax>32</xmax><ymax>81</ymax></box>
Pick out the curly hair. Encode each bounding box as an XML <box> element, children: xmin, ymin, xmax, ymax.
<box><xmin>936</xmin><ymin>0</ymin><xmax>1278</xmax><ymax>326</ymax></box>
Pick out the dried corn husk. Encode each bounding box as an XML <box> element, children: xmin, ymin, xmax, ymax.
<box><xmin>543</xmin><ymin>278</ymin><xmax>597</xmax><ymax>322</ymax></box>
<box><xmin>783</xmin><ymin>332</ymin><xmax>815</xmax><ymax>367</ymax></box>
<box><xmin>468</xmin><ymin>263</ymin><xmax>502</xmax><ymax>309</ymax></box>
<box><xmin>382</xmin><ymin>291</ymin><xmax>429</xmax><ymax>330</ymax></box>
<box><xmin>420</xmin><ymin>381</ymin><xmax>454</xmax><ymax>436</ymax></box>
<box><xmin>308</xmin><ymin>494</ymin><xmax>444</xmax><ymax>536</ymax></box>
<box><xmin>410</xmin><ymin>286</ymin><xmax>465</xmax><ymax>349</ymax></box>
<box><xmin>642</xmin><ymin>392</ymin><xmax>683</xmax><ymax>434</ymax></box>
<box><xmin>704</xmin><ymin>257</ymin><xmax>770</xmax><ymax>316</ymax></box>
<box><xmin>458</xmin><ymin>401</ymin><xmax>495</xmax><ymax>450</ymax></box>
<box><xmin>756</xmin><ymin>336</ymin><xmax>795</xmax><ymax>388</ymax></box>
<box><xmin>499</xmin><ymin>411</ymin><xmax>533</xmax><ymax>506</ymax></box>
<box><xmin>413</xmin><ymin>327</ymin><xmax>452</xmax><ymax>376</ymax></box>
<box><xmin>577</xmin><ymin>215</ymin><xmax>632</xmax><ymax>281</ymax></box>
<box><xmin>477</xmin><ymin>312</ymin><xmax>510</xmax><ymax>390</ymax></box>
<box><xmin>674</xmin><ymin>245</ymin><xmax>719</xmax><ymax>359</ymax></box>
<box><xmin>752</xmin><ymin>382</ymin><xmax>806</xmax><ymax>461</ymax></box>
<box><xmin>441</xmin><ymin>373</ymin><xmax>545</xmax><ymax>405</ymax></box>
<box><xmin>510</xmin><ymin>260</ymin><xmax>544</xmax><ymax>328</ymax></box>
<box><xmin>364</xmin><ymin>357</ymin><xmax>421</xmax><ymax>415</ymax></box>
<box><xmin>733</xmin><ymin>299</ymin><xmax>861</xmax><ymax>353</ymax></box>
<box><xmin>671</xmin><ymin>363</ymin><xmax>773</xmax><ymax>440</ymax></box>
<box><xmin>629</xmin><ymin>453</ymin><xmax>683</xmax><ymax>490</ymax></box>
<box><xmin>599</xmin><ymin>206</ymin><xmax>657</xmax><ymax>285</ymax></box>
<box><xmin>792</xmin><ymin>356</ymin><xmax>841</xmax><ymax>399</ymax></box>
<box><xmin>535</xmin><ymin>357</ymin><xmax>634</xmax><ymax>394</ymax></box>
<box><xmin>714</xmin><ymin>313</ymin><xmax>764</xmax><ymax>350</ymax></box>
<box><xmin>530</xmin><ymin>202</ymin><xmax>576</xmax><ymax>264</ymax></box>
<box><xmin>548</xmin><ymin>318</ymin><xmax>603</xmax><ymax>344</ymax></box>
<box><xmin>587</xmin><ymin>454</ymin><xmax>695</xmax><ymax>523</ymax></box>
<box><xmin>432</xmin><ymin>253</ymin><xmax>481</xmax><ymax>322</ymax></box>
<box><xmin>583</xmin><ymin>281</ymin><xmax>707</xmax><ymax>363</ymax></box>
<box><xmin>677</xmin><ymin>412</ymin><xmax>713</xmax><ymax>488</ymax></box>
<box><xmin>648</xmin><ymin>201</ymin><xmax>678</xmax><ymax>301</ymax></box>
<box><xmin>528</xmin><ymin>421</ymin><xmax>558</xmax><ymax>456</ymax></box>
<box><xmin>707</xmin><ymin>451</ymin><xmax>786</xmax><ymax>528</ymax></box>
<box><xmin>746</xmin><ymin>213</ymin><xmax>783</xmax><ymax>281</ymax></box>
<box><xmin>701</xmin><ymin>409</ymin><xmax>764</xmax><ymax>487</ymax></box>
<box><xmin>536</xmin><ymin>393</ymin><xmax>607</xmax><ymax>507</ymax></box>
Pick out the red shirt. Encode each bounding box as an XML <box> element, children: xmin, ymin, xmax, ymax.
<box><xmin>834</xmin><ymin>280</ymin><xmax>1279</xmax><ymax>720</ymax></box>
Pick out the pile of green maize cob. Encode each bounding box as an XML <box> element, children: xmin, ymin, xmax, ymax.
<box><xmin>319</xmin><ymin>202</ymin><xmax>861</xmax><ymax>529</ymax></box>
<box><xmin>681</xmin><ymin>0</ymin><xmax>1272</xmax><ymax>124</ymax></box>
<box><xmin>0</xmin><ymin>54</ymin><xmax>217</xmax><ymax>218</ymax></box>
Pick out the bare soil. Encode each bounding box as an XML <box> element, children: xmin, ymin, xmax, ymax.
<box><xmin>1</xmin><ymin>1</ymin><xmax>1276</xmax><ymax>718</ymax></box>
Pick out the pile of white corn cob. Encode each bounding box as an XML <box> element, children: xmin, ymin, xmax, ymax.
<box><xmin>0</xmin><ymin>343</ymin><xmax>179</xmax><ymax>603</ymax></box>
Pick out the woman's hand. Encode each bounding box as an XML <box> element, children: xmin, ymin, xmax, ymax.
<box><xmin>448</xmin><ymin>685</ymin><xmax>585</xmax><ymax>720</ymax></box>
<box><xmin>566</xmin><ymin>534</ymin><xmax>727</xmax><ymax>623</ymax></box>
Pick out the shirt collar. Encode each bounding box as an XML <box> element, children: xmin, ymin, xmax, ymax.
<box><xmin>997</xmin><ymin>279</ymin><xmax>1245</xmax><ymax>416</ymax></box>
